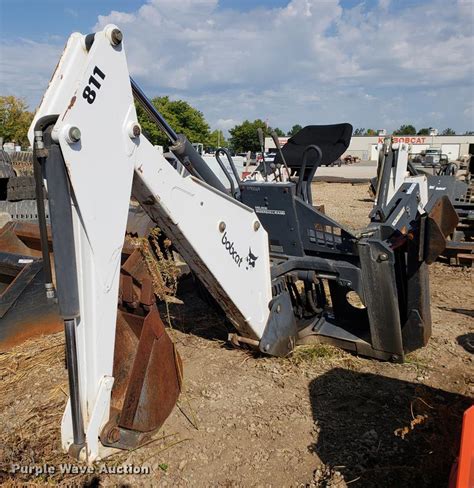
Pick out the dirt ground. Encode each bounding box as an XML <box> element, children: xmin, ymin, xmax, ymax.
<box><xmin>1</xmin><ymin>182</ymin><xmax>473</xmax><ymax>487</ymax></box>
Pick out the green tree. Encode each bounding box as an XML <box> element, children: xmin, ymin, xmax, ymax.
<box><xmin>393</xmin><ymin>124</ymin><xmax>417</xmax><ymax>135</ymax></box>
<box><xmin>0</xmin><ymin>96</ymin><xmax>34</xmax><ymax>147</ymax></box>
<box><xmin>137</xmin><ymin>96</ymin><xmax>210</xmax><ymax>148</ymax></box>
<box><xmin>273</xmin><ymin>127</ymin><xmax>285</xmax><ymax>137</ymax></box>
<box><xmin>288</xmin><ymin>124</ymin><xmax>302</xmax><ymax>136</ymax></box>
<box><xmin>353</xmin><ymin>128</ymin><xmax>376</xmax><ymax>136</ymax></box>
<box><xmin>207</xmin><ymin>129</ymin><xmax>227</xmax><ymax>149</ymax></box>
<box><xmin>417</xmin><ymin>128</ymin><xmax>430</xmax><ymax>135</ymax></box>
<box><xmin>228</xmin><ymin>119</ymin><xmax>270</xmax><ymax>152</ymax></box>
<box><xmin>441</xmin><ymin>128</ymin><xmax>456</xmax><ymax>135</ymax></box>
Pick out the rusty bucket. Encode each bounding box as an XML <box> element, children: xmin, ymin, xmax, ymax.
<box><xmin>100</xmin><ymin>276</ymin><xmax>183</xmax><ymax>450</ymax></box>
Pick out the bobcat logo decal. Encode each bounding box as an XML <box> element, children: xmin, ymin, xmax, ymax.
<box><xmin>220</xmin><ymin>231</ymin><xmax>259</xmax><ymax>271</ymax></box>
<box><xmin>246</xmin><ymin>247</ymin><xmax>258</xmax><ymax>270</ymax></box>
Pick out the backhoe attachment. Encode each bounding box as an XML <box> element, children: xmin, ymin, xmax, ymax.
<box><xmin>26</xmin><ymin>25</ymin><xmax>457</xmax><ymax>462</ymax></box>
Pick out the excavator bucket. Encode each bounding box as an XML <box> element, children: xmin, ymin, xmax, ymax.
<box><xmin>425</xmin><ymin>195</ymin><xmax>459</xmax><ymax>264</ymax></box>
<box><xmin>100</xmin><ymin>276</ymin><xmax>183</xmax><ymax>450</ymax></box>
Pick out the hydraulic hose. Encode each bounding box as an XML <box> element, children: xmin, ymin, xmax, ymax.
<box><xmin>130</xmin><ymin>77</ymin><xmax>178</xmax><ymax>144</ymax></box>
<box><xmin>32</xmin><ymin>141</ymin><xmax>53</xmax><ymax>296</ymax></box>
<box><xmin>131</xmin><ymin>77</ymin><xmax>227</xmax><ymax>193</ymax></box>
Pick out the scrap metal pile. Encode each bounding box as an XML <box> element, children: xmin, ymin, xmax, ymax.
<box><xmin>370</xmin><ymin>143</ymin><xmax>473</xmax><ymax>266</ymax></box>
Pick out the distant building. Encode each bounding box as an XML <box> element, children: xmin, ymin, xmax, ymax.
<box><xmin>265</xmin><ymin>133</ymin><xmax>474</xmax><ymax>161</ymax></box>
<box><xmin>346</xmin><ymin>134</ymin><xmax>474</xmax><ymax>161</ymax></box>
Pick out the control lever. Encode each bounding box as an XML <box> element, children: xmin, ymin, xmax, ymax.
<box><xmin>298</xmin><ymin>144</ymin><xmax>322</xmax><ymax>204</ymax></box>
<box><xmin>271</xmin><ymin>131</ymin><xmax>291</xmax><ymax>181</ymax></box>
<box><xmin>215</xmin><ymin>148</ymin><xmax>241</xmax><ymax>199</ymax></box>
<box><xmin>257</xmin><ymin>127</ymin><xmax>268</xmax><ymax>181</ymax></box>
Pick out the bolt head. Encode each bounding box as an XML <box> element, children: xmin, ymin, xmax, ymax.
<box><xmin>132</xmin><ymin>124</ymin><xmax>141</xmax><ymax>138</ymax></box>
<box><xmin>253</xmin><ymin>221</ymin><xmax>260</xmax><ymax>231</ymax></box>
<box><xmin>68</xmin><ymin>127</ymin><xmax>81</xmax><ymax>143</ymax></box>
<box><xmin>378</xmin><ymin>253</ymin><xmax>389</xmax><ymax>262</ymax></box>
<box><xmin>111</xmin><ymin>28</ymin><xmax>123</xmax><ymax>46</ymax></box>
<box><xmin>219</xmin><ymin>221</ymin><xmax>226</xmax><ymax>232</ymax></box>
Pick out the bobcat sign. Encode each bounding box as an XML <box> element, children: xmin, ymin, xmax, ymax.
<box><xmin>377</xmin><ymin>136</ymin><xmax>427</xmax><ymax>144</ymax></box>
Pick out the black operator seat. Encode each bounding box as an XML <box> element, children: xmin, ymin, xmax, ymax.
<box><xmin>274</xmin><ymin>123</ymin><xmax>353</xmax><ymax>180</ymax></box>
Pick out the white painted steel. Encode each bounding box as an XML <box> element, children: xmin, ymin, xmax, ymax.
<box><xmin>28</xmin><ymin>33</ymin><xmax>88</xmax><ymax>142</ymax></box>
<box><xmin>385</xmin><ymin>143</ymin><xmax>428</xmax><ymax>210</ymax></box>
<box><xmin>29</xmin><ymin>25</ymin><xmax>272</xmax><ymax>461</ymax></box>
<box><xmin>84</xmin><ymin>376</ymin><xmax>114</xmax><ymax>461</ymax></box>
<box><xmin>132</xmin><ymin>144</ymin><xmax>272</xmax><ymax>339</ymax></box>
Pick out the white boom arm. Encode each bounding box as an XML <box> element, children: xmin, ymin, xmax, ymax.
<box><xmin>29</xmin><ymin>25</ymin><xmax>272</xmax><ymax>461</ymax></box>
<box><xmin>376</xmin><ymin>140</ymin><xmax>428</xmax><ymax>210</ymax></box>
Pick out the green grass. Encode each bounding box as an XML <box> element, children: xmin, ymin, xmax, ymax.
<box><xmin>291</xmin><ymin>343</ymin><xmax>341</xmax><ymax>364</ymax></box>
<box><xmin>404</xmin><ymin>352</ymin><xmax>430</xmax><ymax>369</ymax></box>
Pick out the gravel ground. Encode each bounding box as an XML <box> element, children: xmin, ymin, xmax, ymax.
<box><xmin>312</xmin><ymin>181</ymin><xmax>374</xmax><ymax>230</ymax></box>
<box><xmin>1</xmin><ymin>182</ymin><xmax>472</xmax><ymax>487</ymax></box>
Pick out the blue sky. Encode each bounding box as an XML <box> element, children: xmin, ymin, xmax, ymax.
<box><xmin>1</xmin><ymin>0</ymin><xmax>473</xmax><ymax>134</ymax></box>
<box><xmin>0</xmin><ymin>0</ymin><xmax>418</xmax><ymax>40</ymax></box>
<box><xmin>0</xmin><ymin>0</ymin><xmax>290</xmax><ymax>40</ymax></box>
<box><xmin>0</xmin><ymin>0</ymin><xmax>145</xmax><ymax>40</ymax></box>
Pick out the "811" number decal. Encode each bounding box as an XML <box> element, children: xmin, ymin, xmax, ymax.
<box><xmin>82</xmin><ymin>66</ymin><xmax>106</xmax><ymax>104</ymax></box>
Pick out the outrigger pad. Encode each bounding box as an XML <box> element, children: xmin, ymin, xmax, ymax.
<box><xmin>100</xmin><ymin>278</ymin><xmax>182</xmax><ymax>450</ymax></box>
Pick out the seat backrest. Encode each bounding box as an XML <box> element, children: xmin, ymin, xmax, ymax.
<box><xmin>275</xmin><ymin>123</ymin><xmax>353</xmax><ymax>172</ymax></box>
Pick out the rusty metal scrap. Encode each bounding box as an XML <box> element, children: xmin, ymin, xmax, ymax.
<box><xmin>0</xmin><ymin>221</ymin><xmax>61</xmax><ymax>352</ymax></box>
<box><xmin>124</xmin><ymin>227</ymin><xmax>181</xmax><ymax>303</ymax></box>
<box><xmin>0</xmin><ymin>220</ymin><xmax>183</xmax><ymax>351</ymax></box>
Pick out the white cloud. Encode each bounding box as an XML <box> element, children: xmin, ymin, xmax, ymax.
<box><xmin>1</xmin><ymin>0</ymin><xmax>473</xmax><ymax>133</ymax></box>
<box><xmin>0</xmin><ymin>39</ymin><xmax>63</xmax><ymax>109</ymax></box>
<box><xmin>216</xmin><ymin>118</ymin><xmax>239</xmax><ymax>130</ymax></box>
